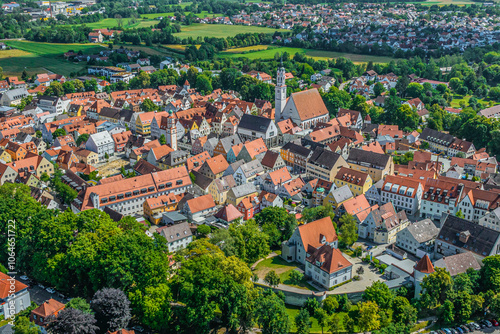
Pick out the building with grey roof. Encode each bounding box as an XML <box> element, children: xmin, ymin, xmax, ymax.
<box><xmin>396</xmin><ymin>219</ymin><xmax>439</xmax><ymax>256</ymax></box>
<box><xmin>156</xmin><ymin>222</ymin><xmax>193</xmax><ymax>252</ymax></box>
<box><xmin>0</xmin><ymin>88</ymin><xmax>29</xmax><ymax>106</ymax></box>
<box><xmin>433</xmin><ymin>252</ymin><xmax>481</xmax><ymax>276</ymax></box>
<box><xmin>86</xmin><ymin>131</ymin><xmax>114</xmax><ymax>162</ymax></box>
<box><xmin>436</xmin><ymin>215</ymin><xmax>500</xmax><ymax>260</ymax></box>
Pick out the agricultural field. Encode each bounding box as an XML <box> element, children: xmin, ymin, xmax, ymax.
<box><xmin>173</xmin><ymin>23</ymin><xmax>287</xmax><ymax>39</ymax></box>
<box><xmin>0</xmin><ymin>40</ymin><xmax>104</xmax><ymax>76</ymax></box>
<box><xmin>405</xmin><ymin>0</ymin><xmax>476</xmax><ymax>5</ymax></box>
<box><xmin>219</xmin><ymin>45</ymin><xmax>396</xmax><ymax>63</ymax></box>
<box><xmin>141</xmin><ymin>11</ymin><xmax>223</xmax><ymax>19</ymax></box>
<box><xmin>70</xmin><ymin>18</ymin><xmax>159</xmax><ymax>29</ymax></box>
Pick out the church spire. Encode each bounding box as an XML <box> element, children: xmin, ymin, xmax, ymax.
<box><xmin>275</xmin><ymin>58</ymin><xmax>287</xmax><ymax>120</ymax></box>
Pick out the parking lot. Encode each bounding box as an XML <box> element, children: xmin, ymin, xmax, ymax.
<box><xmin>434</xmin><ymin>324</ymin><xmax>500</xmax><ymax>334</ymax></box>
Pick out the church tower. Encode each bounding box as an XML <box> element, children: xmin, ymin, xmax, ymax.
<box><xmin>166</xmin><ymin>110</ymin><xmax>177</xmax><ymax>151</ymax></box>
<box><xmin>275</xmin><ymin>61</ymin><xmax>287</xmax><ymax>120</ymax></box>
<box><xmin>413</xmin><ymin>254</ymin><xmax>434</xmax><ymax>299</ymax></box>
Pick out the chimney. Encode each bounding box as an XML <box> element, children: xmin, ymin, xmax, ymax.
<box><xmin>459</xmin><ymin>230</ymin><xmax>470</xmax><ymax>244</ymax></box>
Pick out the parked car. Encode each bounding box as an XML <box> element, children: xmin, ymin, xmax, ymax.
<box><xmin>459</xmin><ymin>325</ymin><xmax>469</xmax><ymax>333</ymax></box>
<box><xmin>37</xmin><ymin>283</ymin><xmax>45</xmax><ymax>289</ymax></box>
<box><xmin>19</xmin><ymin>275</ymin><xmax>28</xmax><ymax>280</ymax></box>
<box><xmin>485</xmin><ymin>319</ymin><xmax>493</xmax><ymax>327</ymax></box>
<box><xmin>490</xmin><ymin>318</ymin><xmax>499</xmax><ymax>326</ymax></box>
<box><xmin>46</xmin><ymin>287</ymin><xmax>55</xmax><ymax>293</ymax></box>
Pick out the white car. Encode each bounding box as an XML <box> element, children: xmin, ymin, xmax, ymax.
<box><xmin>46</xmin><ymin>287</ymin><xmax>55</xmax><ymax>293</ymax></box>
<box><xmin>37</xmin><ymin>283</ymin><xmax>45</xmax><ymax>289</ymax></box>
<box><xmin>19</xmin><ymin>275</ymin><xmax>29</xmax><ymax>281</ymax></box>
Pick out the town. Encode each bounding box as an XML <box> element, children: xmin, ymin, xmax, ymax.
<box><xmin>2</xmin><ymin>0</ymin><xmax>500</xmax><ymax>333</ymax></box>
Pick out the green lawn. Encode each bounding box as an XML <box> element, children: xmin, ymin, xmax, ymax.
<box><xmin>0</xmin><ymin>40</ymin><xmax>104</xmax><ymax>76</ymax></box>
<box><xmin>219</xmin><ymin>45</ymin><xmax>395</xmax><ymax>63</ymax></box>
<box><xmin>141</xmin><ymin>11</ymin><xmax>223</xmax><ymax>19</ymax></box>
<box><xmin>253</xmin><ymin>256</ymin><xmax>316</xmax><ymax>291</ymax></box>
<box><xmin>173</xmin><ymin>23</ymin><xmax>287</xmax><ymax>39</ymax></box>
<box><xmin>285</xmin><ymin>305</ymin><xmax>359</xmax><ymax>333</ymax></box>
<box><xmin>449</xmin><ymin>94</ymin><xmax>495</xmax><ymax>108</ymax></box>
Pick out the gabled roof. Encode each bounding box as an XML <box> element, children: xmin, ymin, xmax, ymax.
<box><xmin>281</xmin><ymin>142</ymin><xmax>311</xmax><ymax>157</ymax></box>
<box><xmin>204</xmin><ymin>155</ymin><xmax>229</xmax><ymax>175</ymax></box>
<box><xmin>308</xmin><ymin>146</ymin><xmax>344</xmax><ymax>170</ymax></box>
<box><xmin>335</xmin><ymin>167</ymin><xmax>370</xmax><ymax>186</ymax></box>
<box><xmin>260</xmin><ymin>150</ymin><xmax>281</xmax><ymax>169</ymax></box>
<box><xmin>438</xmin><ymin>215</ymin><xmax>500</xmax><ymax>257</ymax></box>
<box><xmin>185</xmin><ymin>194</ymin><xmax>216</xmax><ymax>214</ymax></box>
<box><xmin>406</xmin><ymin>219</ymin><xmax>440</xmax><ymax>243</ymax></box>
<box><xmin>433</xmin><ymin>252</ymin><xmax>481</xmax><ymax>276</ymax></box>
<box><xmin>0</xmin><ymin>272</ymin><xmax>27</xmax><ymax>299</ymax></box>
<box><xmin>347</xmin><ymin>148</ymin><xmax>390</xmax><ymax>168</ymax></box>
<box><xmin>156</xmin><ymin>222</ymin><xmax>192</xmax><ymax>243</ymax></box>
<box><xmin>298</xmin><ymin>216</ymin><xmax>338</xmax><ymax>250</ymax></box>
<box><xmin>288</xmin><ymin>88</ymin><xmax>329</xmax><ymax>121</ymax></box>
<box><xmin>238</xmin><ymin>114</ymin><xmax>273</xmax><ymax>132</ymax></box>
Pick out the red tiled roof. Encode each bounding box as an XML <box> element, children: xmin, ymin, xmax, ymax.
<box><xmin>0</xmin><ymin>272</ymin><xmax>27</xmax><ymax>299</ymax></box>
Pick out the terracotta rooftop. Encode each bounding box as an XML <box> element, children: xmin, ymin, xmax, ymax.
<box><xmin>414</xmin><ymin>254</ymin><xmax>434</xmax><ymax>274</ymax></box>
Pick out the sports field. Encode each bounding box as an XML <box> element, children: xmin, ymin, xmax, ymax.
<box><xmin>173</xmin><ymin>23</ymin><xmax>287</xmax><ymax>39</ymax></box>
<box><xmin>0</xmin><ymin>40</ymin><xmax>104</xmax><ymax>76</ymax></box>
<box><xmin>219</xmin><ymin>46</ymin><xmax>395</xmax><ymax>63</ymax></box>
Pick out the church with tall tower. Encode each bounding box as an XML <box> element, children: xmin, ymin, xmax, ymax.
<box><xmin>275</xmin><ymin>61</ymin><xmax>287</xmax><ymax>118</ymax></box>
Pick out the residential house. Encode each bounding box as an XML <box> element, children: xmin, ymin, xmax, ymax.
<box><xmin>0</xmin><ymin>272</ymin><xmax>30</xmax><ymax>318</ymax></box>
<box><xmin>323</xmin><ymin>185</ymin><xmax>354</xmax><ymax>209</ymax></box>
<box><xmin>198</xmin><ymin>155</ymin><xmax>229</xmax><ymax>180</ymax></box>
<box><xmin>358</xmin><ymin>202</ymin><xmax>406</xmax><ymax>242</ymax></box>
<box><xmin>158</xmin><ymin>150</ymin><xmax>189</xmax><ymax>170</ymax></box>
<box><xmin>381</xmin><ymin>175</ymin><xmax>424</xmax><ymax>216</ymax></box>
<box><xmin>396</xmin><ymin>219</ymin><xmax>440</xmax><ymax>256</ymax></box>
<box><xmin>30</xmin><ymin>299</ymin><xmax>64</xmax><ymax>332</ymax></box>
<box><xmin>86</xmin><ymin>131</ymin><xmax>114</xmax><ymax>162</ymax></box>
<box><xmin>183</xmin><ymin>194</ymin><xmax>217</xmax><ymax>221</ymax></box>
<box><xmin>156</xmin><ymin>222</ymin><xmax>193</xmax><ymax>252</ymax></box>
<box><xmin>236</xmin><ymin>195</ymin><xmax>261</xmax><ymax>220</ymax></box>
<box><xmin>233</xmin><ymin>159</ymin><xmax>265</xmax><ymax>186</ymax></box>
<box><xmin>259</xmin><ymin>150</ymin><xmax>286</xmax><ymax>172</ymax></box>
<box><xmin>435</xmin><ymin>215</ymin><xmax>500</xmax><ymax>260</ymax></box>
<box><xmin>213</xmin><ymin>134</ymin><xmax>242</xmax><ymax>158</ymax></box>
<box><xmin>208</xmin><ymin>174</ymin><xmax>236</xmax><ymax>204</ymax></box>
<box><xmin>143</xmin><ymin>193</ymin><xmax>180</xmax><ymax>224</ymax></box>
<box><xmin>214</xmin><ymin>204</ymin><xmax>243</xmax><ymax>225</ymax></box>
<box><xmin>306</xmin><ymin>146</ymin><xmax>349</xmax><ymax>182</ymax></box>
<box><xmin>236</xmin><ymin>138</ymin><xmax>268</xmax><ymax>163</ymax></box>
<box><xmin>281</xmin><ymin>141</ymin><xmax>312</xmax><ymax>173</ymax></box>
<box><xmin>281</xmin><ymin>216</ymin><xmax>338</xmax><ymax>265</ymax></box>
<box><xmin>337</xmin><ymin>109</ymin><xmax>363</xmax><ymax>129</ymax></box>
<box><xmin>237</xmin><ymin>114</ymin><xmax>278</xmax><ymax>148</ymax></box>
<box><xmin>334</xmin><ymin>167</ymin><xmax>372</xmax><ymax>197</ymax></box>
<box><xmin>226</xmin><ymin>183</ymin><xmax>258</xmax><ymax>206</ymax></box>
<box><xmin>347</xmin><ymin>148</ymin><xmax>394</xmax><ymax>182</ymax></box>
<box><xmin>74</xmin><ymin>149</ymin><xmax>99</xmax><ymax>165</ymax></box>
<box><xmin>0</xmin><ymin>88</ymin><xmax>29</xmax><ymax>106</ymax></box>
<box><xmin>433</xmin><ymin>252</ymin><xmax>481</xmax><ymax>276</ymax></box>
